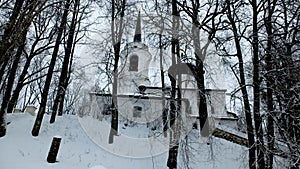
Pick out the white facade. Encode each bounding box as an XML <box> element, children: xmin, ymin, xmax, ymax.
<box><xmin>118</xmin><ymin>42</ymin><xmax>152</xmax><ymax>94</ymax></box>
<box><xmin>88</xmin><ymin>14</ymin><xmax>238</xmax><ymax>135</ymax></box>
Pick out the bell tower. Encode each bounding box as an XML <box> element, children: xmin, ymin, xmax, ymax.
<box><xmin>118</xmin><ymin>12</ymin><xmax>152</xmax><ymax>94</ymax></box>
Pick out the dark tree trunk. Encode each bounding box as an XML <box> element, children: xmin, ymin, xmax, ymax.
<box><xmin>0</xmin><ymin>0</ymin><xmax>25</xmax><ymax>93</ymax></box>
<box><xmin>169</xmin><ymin>0</ymin><xmax>178</xmax><ymax>128</ymax></box>
<box><xmin>0</xmin><ymin>59</ymin><xmax>9</xmax><ymax>93</ymax></box>
<box><xmin>58</xmin><ymin>89</ymin><xmax>66</xmax><ymax>115</ymax></box>
<box><xmin>251</xmin><ymin>0</ymin><xmax>265</xmax><ymax>168</ymax></box>
<box><xmin>195</xmin><ymin>60</ymin><xmax>209</xmax><ymax>137</ymax></box>
<box><xmin>7</xmin><ymin>53</ymin><xmax>33</xmax><ymax>113</ymax></box>
<box><xmin>264</xmin><ymin>1</ymin><xmax>277</xmax><ymax>168</ymax></box>
<box><xmin>7</xmin><ymin>7</ymin><xmax>57</xmax><ymax>113</ymax></box>
<box><xmin>237</xmin><ymin>38</ymin><xmax>256</xmax><ymax>169</ymax></box>
<box><xmin>167</xmin><ymin>71</ymin><xmax>177</xmax><ymax>169</ymax></box>
<box><xmin>50</xmin><ymin>0</ymin><xmax>79</xmax><ymax>123</ymax></box>
<box><xmin>282</xmin><ymin>44</ymin><xmax>299</xmax><ymax>169</ymax></box>
<box><xmin>0</xmin><ymin>1</ymin><xmax>23</xmax><ymax>101</ymax></box>
<box><xmin>32</xmin><ymin>0</ymin><xmax>71</xmax><ymax>136</ymax></box>
<box><xmin>159</xmin><ymin>31</ymin><xmax>168</xmax><ymax>136</ymax></box>
<box><xmin>265</xmin><ymin>24</ymin><xmax>275</xmax><ymax>169</ymax></box>
<box><xmin>0</xmin><ymin>32</ymin><xmax>26</xmax><ymax>136</ymax></box>
<box><xmin>0</xmin><ymin>0</ymin><xmax>35</xmax><ymax>136</ymax></box>
<box><xmin>167</xmin><ymin>144</ymin><xmax>179</xmax><ymax>169</ymax></box>
<box><xmin>169</xmin><ymin>73</ymin><xmax>177</xmax><ymax>130</ymax></box>
<box><xmin>167</xmin><ymin>1</ymin><xmax>180</xmax><ymax>168</ymax></box>
<box><xmin>0</xmin><ymin>0</ymin><xmax>24</xmax><ymax>64</ymax></box>
<box><xmin>225</xmin><ymin>0</ymin><xmax>256</xmax><ymax>168</ymax></box>
<box><xmin>109</xmin><ymin>44</ymin><xmax>120</xmax><ymax>144</ymax></box>
<box><xmin>47</xmin><ymin>137</ymin><xmax>62</xmax><ymax>163</ymax></box>
<box><xmin>190</xmin><ymin>0</ymin><xmax>209</xmax><ymax>137</ymax></box>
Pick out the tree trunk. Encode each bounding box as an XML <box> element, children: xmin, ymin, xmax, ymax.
<box><xmin>225</xmin><ymin>0</ymin><xmax>256</xmax><ymax>168</ymax></box>
<box><xmin>251</xmin><ymin>0</ymin><xmax>265</xmax><ymax>168</ymax></box>
<box><xmin>265</xmin><ymin>24</ymin><xmax>275</xmax><ymax>169</ymax></box>
<box><xmin>237</xmin><ymin>41</ymin><xmax>256</xmax><ymax>169</ymax></box>
<box><xmin>264</xmin><ymin>1</ymin><xmax>276</xmax><ymax>168</ymax></box>
<box><xmin>109</xmin><ymin>70</ymin><xmax>119</xmax><ymax>144</ymax></box>
<box><xmin>190</xmin><ymin>0</ymin><xmax>210</xmax><ymax>137</ymax></box>
<box><xmin>7</xmin><ymin>6</ymin><xmax>57</xmax><ymax>113</ymax></box>
<box><xmin>0</xmin><ymin>32</ymin><xmax>26</xmax><ymax>136</ymax></box>
<box><xmin>108</xmin><ymin>0</ymin><xmax>126</xmax><ymax>144</ymax></box>
<box><xmin>50</xmin><ymin>0</ymin><xmax>79</xmax><ymax>123</ymax></box>
<box><xmin>32</xmin><ymin>0</ymin><xmax>71</xmax><ymax>136</ymax></box>
<box><xmin>167</xmin><ymin>71</ymin><xmax>177</xmax><ymax>169</ymax></box>
<box><xmin>167</xmin><ymin>1</ymin><xmax>180</xmax><ymax>167</ymax></box>
<box><xmin>0</xmin><ymin>0</ymin><xmax>36</xmax><ymax>136</ymax></box>
<box><xmin>0</xmin><ymin>59</ymin><xmax>9</xmax><ymax>93</ymax></box>
<box><xmin>159</xmin><ymin>29</ymin><xmax>168</xmax><ymax>136</ymax></box>
<box><xmin>0</xmin><ymin>0</ymin><xmax>24</xmax><ymax>64</ymax></box>
<box><xmin>58</xmin><ymin>89</ymin><xmax>66</xmax><ymax>115</ymax></box>
<box><xmin>195</xmin><ymin>60</ymin><xmax>209</xmax><ymax>137</ymax></box>
<box><xmin>0</xmin><ymin>0</ymin><xmax>24</xmax><ymax>101</ymax></box>
<box><xmin>0</xmin><ymin>0</ymin><xmax>25</xmax><ymax>93</ymax></box>
<box><xmin>7</xmin><ymin>54</ymin><xmax>32</xmax><ymax>113</ymax></box>
<box><xmin>47</xmin><ymin>136</ymin><xmax>62</xmax><ymax>163</ymax></box>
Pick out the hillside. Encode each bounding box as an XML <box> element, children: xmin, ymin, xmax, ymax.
<box><xmin>0</xmin><ymin>113</ymin><xmax>249</xmax><ymax>169</ymax></box>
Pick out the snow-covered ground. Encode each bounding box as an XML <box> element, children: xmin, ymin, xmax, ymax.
<box><xmin>0</xmin><ymin>113</ymin><xmax>249</xmax><ymax>169</ymax></box>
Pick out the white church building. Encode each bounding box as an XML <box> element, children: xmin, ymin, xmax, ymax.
<box><xmin>87</xmin><ymin>12</ymin><xmax>238</xmax><ymax>136</ymax></box>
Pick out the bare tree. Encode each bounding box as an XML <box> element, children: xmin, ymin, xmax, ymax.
<box><xmin>264</xmin><ymin>0</ymin><xmax>300</xmax><ymax>167</ymax></box>
<box><xmin>50</xmin><ymin>0</ymin><xmax>85</xmax><ymax>123</ymax></box>
<box><xmin>167</xmin><ymin>1</ymin><xmax>180</xmax><ymax>168</ymax></box>
<box><xmin>217</xmin><ymin>1</ymin><xmax>257</xmax><ymax>168</ymax></box>
<box><xmin>176</xmin><ymin>0</ymin><xmax>224</xmax><ymax>137</ymax></box>
<box><xmin>262</xmin><ymin>1</ymin><xmax>277</xmax><ymax>167</ymax></box>
<box><xmin>32</xmin><ymin>0</ymin><xmax>72</xmax><ymax>136</ymax></box>
<box><xmin>108</xmin><ymin>0</ymin><xmax>127</xmax><ymax>144</ymax></box>
<box><xmin>0</xmin><ymin>0</ymin><xmax>49</xmax><ymax>137</ymax></box>
<box><xmin>7</xmin><ymin>3</ymin><xmax>57</xmax><ymax>114</ymax></box>
<box><xmin>250</xmin><ymin>0</ymin><xmax>265</xmax><ymax>167</ymax></box>
<box><xmin>0</xmin><ymin>0</ymin><xmax>24</xmax><ymax>67</ymax></box>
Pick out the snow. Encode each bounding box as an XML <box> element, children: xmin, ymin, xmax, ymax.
<box><xmin>0</xmin><ymin>113</ymin><xmax>249</xmax><ymax>169</ymax></box>
<box><xmin>89</xmin><ymin>165</ymin><xmax>107</xmax><ymax>169</ymax></box>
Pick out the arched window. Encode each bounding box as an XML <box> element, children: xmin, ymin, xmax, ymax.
<box><xmin>129</xmin><ymin>55</ymin><xmax>138</xmax><ymax>71</ymax></box>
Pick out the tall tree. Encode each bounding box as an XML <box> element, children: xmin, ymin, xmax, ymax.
<box><xmin>32</xmin><ymin>0</ymin><xmax>71</xmax><ymax>136</ymax></box>
<box><xmin>0</xmin><ymin>0</ymin><xmax>25</xmax><ymax>94</ymax></box>
<box><xmin>176</xmin><ymin>0</ymin><xmax>223</xmax><ymax>137</ymax></box>
<box><xmin>7</xmin><ymin>2</ymin><xmax>57</xmax><ymax>114</ymax></box>
<box><xmin>223</xmin><ymin>0</ymin><xmax>256</xmax><ymax>168</ymax></box>
<box><xmin>0</xmin><ymin>0</ymin><xmax>48</xmax><ymax>137</ymax></box>
<box><xmin>262</xmin><ymin>0</ymin><xmax>277</xmax><ymax>168</ymax></box>
<box><xmin>251</xmin><ymin>0</ymin><xmax>265</xmax><ymax>168</ymax></box>
<box><xmin>271</xmin><ymin>0</ymin><xmax>300</xmax><ymax>167</ymax></box>
<box><xmin>0</xmin><ymin>0</ymin><xmax>24</xmax><ymax>66</ymax></box>
<box><xmin>50</xmin><ymin>0</ymin><xmax>81</xmax><ymax>123</ymax></box>
<box><xmin>108</xmin><ymin>0</ymin><xmax>127</xmax><ymax>144</ymax></box>
<box><xmin>167</xmin><ymin>1</ymin><xmax>180</xmax><ymax>168</ymax></box>
<box><xmin>0</xmin><ymin>33</ymin><xmax>26</xmax><ymax>137</ymax></box>
<box><xmin>190</xmin><ymin>0</ymin><xmax>210</xmax><ymax>137</ymax></box>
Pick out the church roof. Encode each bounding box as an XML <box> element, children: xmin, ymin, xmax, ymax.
<box><xmin>133</xmin><ymin>11</ymin><xmax>142</xmax><ymax>42</ymax></box>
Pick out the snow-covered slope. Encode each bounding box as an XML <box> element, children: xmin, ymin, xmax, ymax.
<box><xmin>0</xmin><ymin>113</ymin><xmax>248</xmax><ymax>169</ymax></box>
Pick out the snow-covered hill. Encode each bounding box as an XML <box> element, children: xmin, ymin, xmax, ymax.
<box><xmin>0</xmin><ymin>113</ymin><xmax>249</xmax><ymax>169</ymax></box>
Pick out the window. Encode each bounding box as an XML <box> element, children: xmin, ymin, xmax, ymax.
<box><xmin>133</xmin><ymin>106</ymin><xmax>142</xmax><ymax>117</ymax></box>
<box><xmin>129</xmin><ymin>55</ymin><xmax>138</xmax><ymax>71</ymax></box>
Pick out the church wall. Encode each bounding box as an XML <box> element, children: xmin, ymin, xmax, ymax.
<box><xmin>118</xmin><ymin>42</ymin><xmax>152</xmax><ymax>94</ymax></box>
